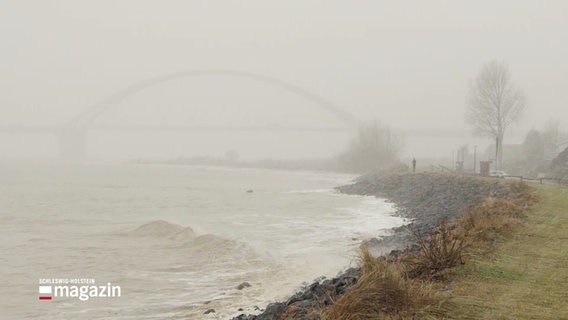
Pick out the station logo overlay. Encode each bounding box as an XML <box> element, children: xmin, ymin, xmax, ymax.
<box><xmin>39</xmin><ymin>278</ymin><xmax>121</xmax><ymax>301</ymax></box>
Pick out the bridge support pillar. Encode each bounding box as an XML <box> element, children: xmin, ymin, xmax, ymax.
<box><xmin>58</xmin><ymin>129</ymin><xmax>86</xmax><ymax>161</ymax></box>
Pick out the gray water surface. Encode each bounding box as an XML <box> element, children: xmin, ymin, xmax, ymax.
<box><xmin>0</xmin><ymin>163</ymin><xmax>404</xmax><ymax>319</ymax></box>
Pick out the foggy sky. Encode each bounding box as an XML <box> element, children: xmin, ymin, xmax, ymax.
<box><xmin>1</xmin><ymin>1</ymin><xmax>568</xmax><ymax>160</ymax></box>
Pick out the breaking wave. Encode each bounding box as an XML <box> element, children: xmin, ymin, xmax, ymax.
<box><xmin>126</xmin><ymin>220</ymin><xmax>261</xmax><ymax>262</ymax></box>
<box><xmin>126</xmin><ymin>220</ymin><xmax>196</xmax><ymax>241</ymax></box>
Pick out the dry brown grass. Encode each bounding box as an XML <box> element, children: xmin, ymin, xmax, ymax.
<box><xmin>322</xmin><ymin>180</ymin><xmax>539</xmax><ymax>320</ymax></box>
<box><xmin>506</xmin><ymin>180</ymin><xmax>540</xmax><ymax>205</ymax></box>
<box><xmin>407</xmin><ymin>181</ymin><xmax>538</xmax><ymax>279</ymax></box>
<box><xmin>459</xmin><ymin>181</ymin><xmax>537</xmax><ymax>254</ymax></box>
<box><xmin>321</xmin><ymin>250</ymin><xmax>447</xmax><ymax>320</ymax></box>
<box><xmin>460</xmin><ymin>198</ymin><xmax>521</xmax><ymax>244</ymax></box>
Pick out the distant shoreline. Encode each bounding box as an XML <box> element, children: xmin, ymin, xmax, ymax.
<box><xmin>129</xmin><ymin>157</ymin><xmax>355</xmax><ymax>174</ymax></box>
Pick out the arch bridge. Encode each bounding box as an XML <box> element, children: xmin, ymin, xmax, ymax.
<box><xmin>54</xmin><ymin>69</ymin><xmax>362</xmax><ymax>159</ymax></box>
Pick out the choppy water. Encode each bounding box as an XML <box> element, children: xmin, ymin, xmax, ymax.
<box><xmin>0</xmin><ymin>163</ymin><xmax>405</xmax><ymax>319</ymax></box>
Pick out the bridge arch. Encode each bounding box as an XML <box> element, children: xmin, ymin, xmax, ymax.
<box><xmin>66</xmin><ymin>69</ymin><xmax>361</xmax><ymax>129</ymax></box>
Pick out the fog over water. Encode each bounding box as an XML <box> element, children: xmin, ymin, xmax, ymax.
<box><xmin>2</xmin><ymin>1</ymin><xmax>568</xmax><ymax>160</ymax></box>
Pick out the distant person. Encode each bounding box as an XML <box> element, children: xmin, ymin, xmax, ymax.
<box><xmin>412</xmin><ymin>158</ymin><xmax>416</xmax><ymax>173</ymax></box>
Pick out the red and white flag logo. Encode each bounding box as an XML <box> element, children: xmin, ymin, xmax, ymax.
<box><xmin>39</xmin><ymin>286</ymin><xmax>52</xmax><ymax>300</ymax></box>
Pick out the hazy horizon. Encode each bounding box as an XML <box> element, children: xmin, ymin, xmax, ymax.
<box><xmin>1</xmin><ymin>1</ymin><xmax>567</xmax><ymax>161</ymax></box>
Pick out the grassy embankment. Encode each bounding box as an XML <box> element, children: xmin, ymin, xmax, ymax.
<box><xmin>446</xmin><ymin>184</ymin><xmax>568</xmax><ymax>320</ymax></box>
<box><xmin>321</xmin><ymin>180</ymin><xmax>568</xmax><ymax>320</ymax></box>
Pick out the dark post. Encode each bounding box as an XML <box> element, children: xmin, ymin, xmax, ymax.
<box><xmin>473</xmin><ymin>145</ymin><xmax>477</xmax><ymax>174</ymax></box>
<box><xmin>495</xmin><ymin>137</ymin><xmax>499</xmax><ymax>169</ymax></box>
<box><xmin>412</xmin><ymin>158</ymin><xmax>416</xmax><ymax>173</ymax></box>
<box><xmin>452</xmin><ymin>151</ymin><xmax>455</xmax><ymax>170</ymax></box>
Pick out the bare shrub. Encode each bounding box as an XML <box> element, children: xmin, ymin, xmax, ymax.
<box><xmin>403</xmin><ymin>222</ymin><xmax>467</xmax><ymax>279</ymax></box>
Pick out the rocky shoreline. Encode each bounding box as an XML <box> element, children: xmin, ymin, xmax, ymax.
<box><xmin>231</xmin><ymin>172</ymin><xmax>513</xmax><ymax>320</ymax></box>
<box><xmin>338</xmin><ymin>172</ymin><xmax>511</xmax><ymax>256</ymax></box>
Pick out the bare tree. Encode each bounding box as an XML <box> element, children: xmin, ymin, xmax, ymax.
<box><xmin>337</xmin><ymin>120</ymin><xmax>404</xmax><ymax>173</ymax></box>
<box><xmin>466</xmin><ymin>61</ymin><xmax>526</xmax><ymax>167</ymax></box>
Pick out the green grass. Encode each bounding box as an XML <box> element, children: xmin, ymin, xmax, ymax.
<box><xmin>445</xmin><ymin>184</ymin><xmax>568</xmax><ymax>320</ymax></box>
